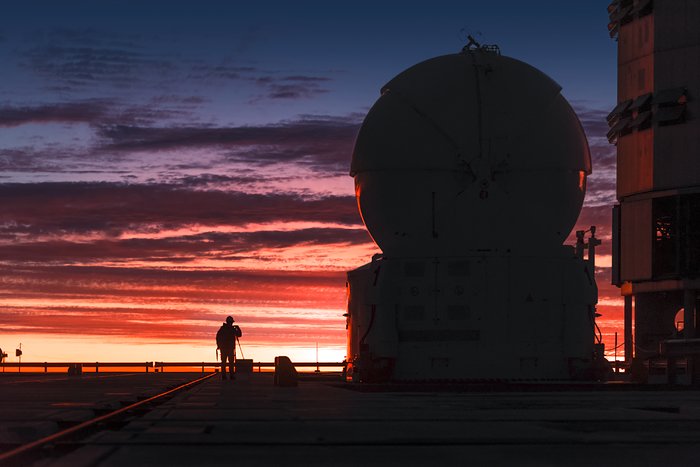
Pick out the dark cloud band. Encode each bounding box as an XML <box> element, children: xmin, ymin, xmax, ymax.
<box><xmin>0</xmin><ymin>182</ymin><xmax>361</xmax><ymax>237</ymax></box>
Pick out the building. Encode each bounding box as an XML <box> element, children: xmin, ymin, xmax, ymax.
<box><xmin>608</xmin><ymin>0</ymin><xmax>700</xmax><ymax>377</ymax></box>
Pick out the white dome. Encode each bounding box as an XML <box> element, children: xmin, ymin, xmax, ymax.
<box><xmin>351</xmin><ymin>51</ymin><xmax>591</xmax><ymax>256</ymax></box>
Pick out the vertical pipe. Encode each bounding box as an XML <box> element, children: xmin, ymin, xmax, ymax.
<box><xmin>683</xmin><ymin>289</ymin><xmax>696</xmax><ymax>339</ymax></box>
<box><xmin>431</xmin><ymin>192</ymin><xmax>438</xmax><ymax>238</ymax></box>
<box><xmin>684</xmin><ymin>289</ymin><xmax>696</xmax><ymax>383</ymax></box>
<box><xmin>624</xmin><ymin>295</ymin><xmax>633</xmax><ymax>364</ymax></box>
<box><xmin>614</xmin><ymin>333</ymin><xmax>618</xmax><ymax>372</ymax></box>
<box><xmin>315</xmin><ymin>342</ymin><xmax>320</xmax><ymax>373</ymax></box>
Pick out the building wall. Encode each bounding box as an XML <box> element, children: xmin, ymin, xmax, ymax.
<box><xmin>634</xmin><ymin>291</ymin><xmax>682</xmax><ymax>358</ymax></box>
<box><xmin>618</xmin><ymin>14</ymin><xmax>654</xmax><ymax>102</ymax></box>
<box><xmin>614</xmin><ymin>0</ymin><xmax>700</xmax><ymax>282</ymax></box>
<box><xmin>617</xmin><ymin>129</ymin><xmax>653</xmax><ymax>196</ymax></box>
<box><xmin>620</xmin><ymin>198</ymin><xmax>652</xmax><ymax>281</ymax></box>
<box><xmin>610</xmin><ymin>1</ymin><xmax>700</xmax><ymax>365</ymax></box>
<box><xmin>616</xmin><ymin>14</ymin><xmax>654</xmax><ymax>200</ymax></box>
<box><xmin>653</xmin><ymin>0</ymin><xmax>700</xmax><ymax>190</ymax></box>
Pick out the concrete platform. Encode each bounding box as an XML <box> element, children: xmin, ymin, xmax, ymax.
<box><xmin>10</xmin><ymin>373</ymin><xmax>700</xmax><ymax>466</ymax></box>
<box><xmin>0</xmin><ymin>373</ymin><xmax>196</xmax><ymax>447</ymax></box>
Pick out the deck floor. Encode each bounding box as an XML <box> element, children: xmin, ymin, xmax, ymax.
<box><xmin>3</xmin><ymin>373</ymin><xmax>700</xmax><ymax>466</ymax></box>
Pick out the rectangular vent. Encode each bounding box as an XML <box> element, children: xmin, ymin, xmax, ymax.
<box><xmin>399</xmin><ymin>329</ymin><xmax>480</xmax><ymax>342</ymax></box>
<box><xmin>403</xmin><ymin>262</ymin><xmax>425</xmax><ymax>277</ymax></box>
<box><xmin>404</xmin><ymin>305</ymin><xmax>425</xmax><ymax>321</ymax></box>
<box><xmin>448</xmin><ymin>305</ymin><xmax>469</xmax><ymax>320</ymax></box>
<box><xmin>447</xmin><ymin>260</ymin><xmax>470</xmax><ymax>276</ymax></box>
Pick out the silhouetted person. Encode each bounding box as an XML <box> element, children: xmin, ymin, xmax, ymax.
<box><xmin>216</xmin><ymin>316</ymin><xmax>242</xmax><ymax>380</ymax></box>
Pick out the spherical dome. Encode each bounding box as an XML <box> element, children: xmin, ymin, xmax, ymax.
<box><xmin>351</xmin><ymin>50</ymin><xmax>591</xmax><ymax>256</ymax></box>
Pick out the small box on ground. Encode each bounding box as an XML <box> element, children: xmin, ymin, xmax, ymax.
<box><xmin>235</xmin><ymin>359</ymin><xmax>253</xmax><ymax>378</ymax></box>
<box><xmin>274</xmin><ymin>356</ymin><xmax>298</xmax><ymax>387</ymax></box>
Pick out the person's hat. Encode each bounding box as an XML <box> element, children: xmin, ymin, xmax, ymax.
<box><xmin>226</xmin><ymin>316</ymin><xmax>234</xmax><ymax>324</ymax></box>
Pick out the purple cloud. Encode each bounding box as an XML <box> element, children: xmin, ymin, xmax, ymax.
<box><xmin>97</xmin><ymin>114</ymin><xmax>361</xmax><ymax>172</ymax></box>
<box><xmin>0</xmin><ymin>101</ymin><xmax>109</xmax><ymax>127</ymax></box>
<box><xmin>0</xmin><ymin>182</ymin><xmax>361</xmax><ymax>237</ymax></box>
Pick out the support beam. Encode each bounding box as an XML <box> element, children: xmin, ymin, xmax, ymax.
<box><xmin>684</xmin><ymin>289</ymin><xmax>696</xmax><ymax>339</ymax></box>
<box><xmin>624</xmin><ymin>295</ymin><xmax>633</xmax><ymax>363</ymax></box>
<box><xmin>684</xmin><ymin>289</ymin><xmax>697</xmax><ymax>384</ymax></box>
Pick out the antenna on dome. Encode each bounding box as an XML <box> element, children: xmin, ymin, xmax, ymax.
<box><xmin>465</xmin><ymin>34</ymin><xmax>481</xmax><ymax>50</ymax></box>
<box><xmin>461</xmin><ymin>33</ymin><xmax>501</xmax><ymax>55</ymax></box>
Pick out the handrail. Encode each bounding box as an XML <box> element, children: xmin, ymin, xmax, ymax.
<box><xmin>154</xmin><ymin>362</ymin><xmax>344</xmax><ymax>367</ymax></box>
<box><xmin>0</xmin><ymin>361</ymin><xmax>347</xmax><ymax>372</ymax></box>
<box><xmin>0</xmin><ymin>362</ymin><xmax>154</xmax><ymax>368</ymax></box>
<box><xmin>0</xmin><ymin>361</ymin><xmax>344</xmax><ymax>367</ymax></box>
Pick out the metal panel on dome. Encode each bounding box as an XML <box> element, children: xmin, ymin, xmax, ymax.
<box><xmin>351</xmin><ymin>51</ymin><xmax>590</xmax><ymax>254</ymax></box>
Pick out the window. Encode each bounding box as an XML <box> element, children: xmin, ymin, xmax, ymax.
<box><xmin>652</xmin><ymin>194</ymin><xmax>700</xmax><ymax>278</ymax></box>
<box><xmin>652</xmin><ymin>196</ymin><xmax>676</xmax><ymax>277</ymax></box>
<box><xmin>653</xmin><ymin>87</ymin><xmax>687</xmax><ymax>126</ymax></box>
<box><xmin>682</xmin><ymin>195</ymin><xmax>700</xmax><ymax>274</ymax></box>
<box><xmin>654</xmin><ymin>106</ymin><xmax>685</xmax><ymax>126</ymax></box>
<box><xmin>652</xmin><ymin>87</ymin><xmax>686</xmax><ymax>106</ymax></box>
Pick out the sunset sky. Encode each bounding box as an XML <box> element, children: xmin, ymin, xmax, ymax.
<box><xmin>0</xmin><ymin>1</ymin><xmax>621</xmax><ymax>364</ymax></box>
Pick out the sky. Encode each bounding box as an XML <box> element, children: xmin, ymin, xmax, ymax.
<box><xmin>0</xmin><ymin>1</ymin><xmax>622</xmax><ymax>364</ymax></box>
